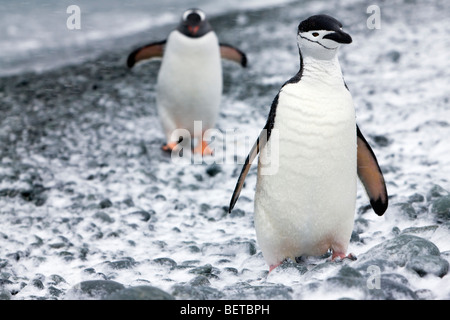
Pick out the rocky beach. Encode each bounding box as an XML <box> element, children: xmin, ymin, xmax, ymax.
<box><xmin>1</xmin><ymin>0</ymin><xmax>450</xmax><ymax>300</ymax></box>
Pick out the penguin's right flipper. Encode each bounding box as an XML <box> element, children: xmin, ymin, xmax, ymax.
<box><xmin>357</xmin><ymin>125</ymin><xmax>388</xmax><ymax>216</ymax></box>
<box><xmin>219</xmin><ymin>43</ymin><xmax>248</xmax><ymax>67</ymax></box>
<box><xmin>228</xmin><ymin>134</ymin><xmax>261</xmax><ymax>213</ymax></box>
<box><xmin>229</xmin><ymin>94</ymin><xmax>279</xmax><ymax>212</ymax></box>
<box><xmin>127</xmin><ymin>40</ymin><xmax>167</xmax><ymax>68</ymax></box>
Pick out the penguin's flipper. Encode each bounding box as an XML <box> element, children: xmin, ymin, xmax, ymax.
<box><xmin>127</xmin><ymin>40</ymin><xmax>167</xmax><ymax>68</ymax></box>
<box><xmin>229</xmin><ymin>94</ymin><xmax>279</xmax><ymax>212</ymax></box>
<box><xmin>228</xmin><ymin>135</ymin><xmax>261</xmax><ymax>212</ymax></box>
<box><xmin>219</xmin><ymin>43</ymin><xmax>247</xmax><ymax>67</ymax></box>
<box><xmin>357</xmin><ymin>125</ymin><xmax>388</xmax><ymax>216</ymax></box>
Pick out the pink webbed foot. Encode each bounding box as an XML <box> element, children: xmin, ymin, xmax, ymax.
<box><xmin>162</xmin><ymin>142</ymin><xmax>179</xmax><ymax>152</ymax></box>
<box><xmin>193</xmin><ymin>140</ymin><xmax>213</xmax><ymax>156</ymax></box>
<box><xmin>269</xmin><ymin>262</ymin><xmax>282</xmax><ymax>273</ymax></box>
<box><xmin>331</xmin><ymin>252</ymin><xmax>357</xmax><ymax>262</ymax></box>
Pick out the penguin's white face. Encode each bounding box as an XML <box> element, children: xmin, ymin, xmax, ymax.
<box><xmin>297</xmin><ymin>15</ymin><xmax>352</xmax><ymax>60</ymax></box>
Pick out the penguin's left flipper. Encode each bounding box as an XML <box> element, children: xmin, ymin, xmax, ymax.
<box><xmin>357</xmin><ymin>125</ymin><xmax>388</xmax><ymax>216</ymax></box>
<box><xmin>127</xmin><ymin>40</ymin><xmax>167</xmax><ymax>68</ymax></box>
<box><xmin>220</xmin><ymin>43</ymin><xmax>248</xmax><ymax>67</ymax></box>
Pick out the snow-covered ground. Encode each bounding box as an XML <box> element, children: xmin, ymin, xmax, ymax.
<box><xmin>1</xmin><ymin>0</ymin><xmax>449</xmax><ymax>300</ymax></box>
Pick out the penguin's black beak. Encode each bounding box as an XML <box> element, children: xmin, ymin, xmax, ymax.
<box><xmin>323</xmin><ymin>30</ymin><xmax>352</xmax><ymax>44</ymax></box>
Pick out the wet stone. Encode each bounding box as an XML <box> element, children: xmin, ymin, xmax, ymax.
<box><xmin>99</xmin><ymin>198</ymin><xmax>113</xmax><ymax>209</ymax></box>
<box><xmin>408</xmin><ymin>193</ymin><xmax>425</xmax><ymax>203</ymax></box>
<box><xmin>395</xmin><ymin>202</ymin><xmax>417</xmax><ymax>219</ymax></box>
<box><xmin>48</xmin><ymin>286</ymin><xmax>63</xmax><ymax>297</ymax></box>
<box><xmin>32</xmin><ymin>278</ymin><xmax>45</xmax><ymax>290</ymax></box>
<box><xmin>225</xmin><ymin>283</ymin><xmax>293</xmax><ymax>300</ymax></box>
<box><xmin>153</xmin><ymin>257</ymin><xmax>177</xmax><ymax>270</ymax></box>
<box><xmin>431</xmin><ymin>195</ymin><xmax>450</xmax><ymax>223</ymax></box>
<box><xmin>189</xmin><ymin>264</ymin><xmax>220</xmax><ymax>278</ymax></box>
<box><xmin>70</xmin><ymin>280</ymin><xmax>125</xmax><ymax>299</ymax></box>
<box><xmin>190</xmin><ymin>275</ymin><xmax>211</xmax><ymax>287</ymax></box>
<box><xmin>406</xmin><ymin>255</ymin><xmax>449</xmax><ymax>278</ymax></box>
<box><xmin>426</xmin><ymin>184</ymin><xmax>449</xmax><ymax>200</ymax></box>
<box><xmin>171</xmin><ymin>284</ymin><xmax>224</xmax><ymax>300</ymax></box>
<box><xmin>0</xmin><ymin>289</ymin><xmax>11</xmax><ymax>300</ymax></box>
<box><xmin>107</xmin><ymin>258</ymin><xmax>137</xmax><ymax>270</ymax></box>
<box><xmin>357</xmin><ymin>235</ymin><xmax>440</xmax><ymax>267</ymax></box>
<box><xmin>93</xmin><ymin>211</ymin><xmax>114</xmax><ymax>223</ymax></box>
<box><xmin>206</xmin><ymin>164</ymin><xmax>222</xmax><ymax>177</ymax></box>
<box><xmin>103</xmin><ymin>285</ymin><xmax>175</xmax><ymax>300</ymax></box>
<box><xmin>128</xmin><ymin>210</ymin><xmax>152</xmax><ymax>222</ymax></box>
<box><xmin>49</xmin><ymin>274</ymin><xmax>66</xmax><ymax>285</ymax></box>
<box><xmin>369</xmin><ymin>277</ymin><xmax>418</xmax><ymax>300</ymax></box>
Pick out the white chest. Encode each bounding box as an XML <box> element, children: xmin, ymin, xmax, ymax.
<box><xmin>158</xmin><ymin>31</ymin><xmax>222</xmax><ymax>88</ymax></box>
<box><xmin>274</xmin><ymin>75</ymin><xmax>356</xmax><ymax>171</ymax></box>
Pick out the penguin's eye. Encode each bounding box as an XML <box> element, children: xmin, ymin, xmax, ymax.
<box><xmin>312</xmin><ymin>32</ymin><xmax>319</xmax><ymax>37</ymax></box>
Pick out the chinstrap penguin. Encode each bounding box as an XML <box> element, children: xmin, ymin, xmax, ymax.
<box><xmin>229</xmin><ymin>15</ymin><xmax>388</xmax><ymax>271</ymax></box>
<box><xmin>127</xmin><ymin>8</ymin><xmax>247</xmax><ymax>155</ymax></box>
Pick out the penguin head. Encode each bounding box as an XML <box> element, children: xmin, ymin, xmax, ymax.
<box><xmin>297</xmin><ymin>15</ymin><xmax>352</xmax><ymax>60</ymax></box>
<box><xmin>177</xmin><ymin>8</ymin><xmax>212</xmax><ymax>38</ymax></box>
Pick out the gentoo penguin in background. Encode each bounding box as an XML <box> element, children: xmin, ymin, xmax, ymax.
<box><xmin>127</xmin><ymin>8</ymin><xmax>247</xmax><ymax>155</ymax></box>
<box><xmin>229</xmin><ymin>15</ymin><xmax>388</xmax><ymax>271</ymax></box>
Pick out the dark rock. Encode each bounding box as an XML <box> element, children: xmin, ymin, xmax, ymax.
<box><xmin>153</xmin><ymin>257</ymin><xmax>177</xmax><ymax>270</ymax></box>
<box><xmin>70</xmin><ymin>280</ymin><xmax>125</xmax><ymax>299</ymax></box>
<box><xmin>415</xmin><ymin>289</ymin><xmax>435</xmax><ymax>300</ymax></box>
<box><xmin>49</xmin><ymin>274</ymin><xmax>66</xmax><ymax>285</ymax></box>
<box><xmin>431</xmin><ymin>195</ymin><xmax>450</xmax><ymax>223</ymax></box>
<box><xmin>190</xmin><ymin>275</ymin><xmax>211</xmax><ymax>287</ymax></box>
<box><xmin>104</xmin><ymin>285</ymin><xmax>174</xmax><ymax>300</ymax></box>
<box><xmin>371</xmin><ymin>134</ymin><xmax>391</xmax><ymax>147</ymax></box>
<box><xmin>401</xmin><ymin>225</ymin><xmax>439</xmax><ymax>237</ymax></box>
<box><xmin>206</xmin><ymin>164</ymin><xmax>222</xmax><ymax>177</ymax></box>
<box><xmin>94</xmin><ymin>211</ymin><xmax>114</xmax><ymax>223</ymax></box>
<box><xmin>32</xmin><ymin>278</ymin><xmax>45</xmax><ymax>290</ymax></box>
<box><xmin>0</xmin><ymin>259</ymin><xmax>9</xmax><ymax>269</ymax></box>
<box><xmin>229</xmin><ymin>208</ymin><xmax>245</xmax><ymax>218</ymax></box>
<box><xmin>172</xmin><ymin>284</ymin><xmax>224</xmax><ymax>300</ymax></box>
<box><xmin>381</xmin><ymin>273</ymin><xmax>410</xmax><ymax>286</ymax></box>
<box><xmin>406</xmin><ymin>255</ymin><xmax>449</xmax><ymax>278</ymax></box>
<box><xmin>223</xmin><ymin>267</ymin><xmax>239</xmax><ymax>275</ymax></box>
<box><xmin>107</xmin><ymin>258</ymin><xmax>137</xmax><ymax>270</ymax></box>
<box><xmin>357</xmin><ymin>235</ymin><xmax>440</xmax><ymax>267</ymax></box>
<box><xmin>99</xmin><ymin>198</ymin><xmax>113</xmax><ymax>209</ymax></box>
<box><xmin>395</xmin><ymin>202</ymin><xmax>417</xmax><ymax>219</ymax></box>
<box><xmin>19</xmin><ymin>184</ymin><xmax>48</xmax><ymax>206</ymax></box>
<box><xmin>369</xmin><ymin>277</ymin><xmax>418</xmax><ymax>300</ymax></box>
<box><xmin>49</xmin><ymin>242</ymin><xmax>66</xmax><ymax>249</ymax></box>
<box><xmin>279</xmin><ymin>260</ymin><xmax>308</xmax><ymax>275</ymax></box>
<box><xmin>128</xmin><ymin>210</ymin><xmax>152</xmax><ymax>222</ymax></box>
<box><xmin>189</xmin><ymin>264</ymin><xmax>220</xmax><ymax>278</ymax></box>
<box><xmin>408</xmin><ymin>193</ymin><xmax>425</xmax><ymax>203</ymax></box>
<box><xmin>426</xmin><ymin>184</ymin><xmax>449</xmax><ymax>200</ymax></box>
<box><xmin>327</xmin><ymin>275</ymin><xmax>365</xmax><ymax>289</ymax></box>
<box><xmin>0</xmin><ymin>289</ymin><xmax>11</xmax><ymax>300</ymax></box>
<box><xmin>224</xmin><ymin>283</ymin><xmax>293</xmax><ymax>300</ymax></box>
<box><xmin>48</xmin><ymin>286</ymin><xmax>63</xmax><ymax>297</ymax></box>
<box><xmin>202</xmin><ymin>239</ymin><xmax>257</xmax><ymax>257</ymax></box>
<box><xmin>386</xmin><ymin>50</ymin><xmax>401</xmax><ymax>63</ymax></box>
